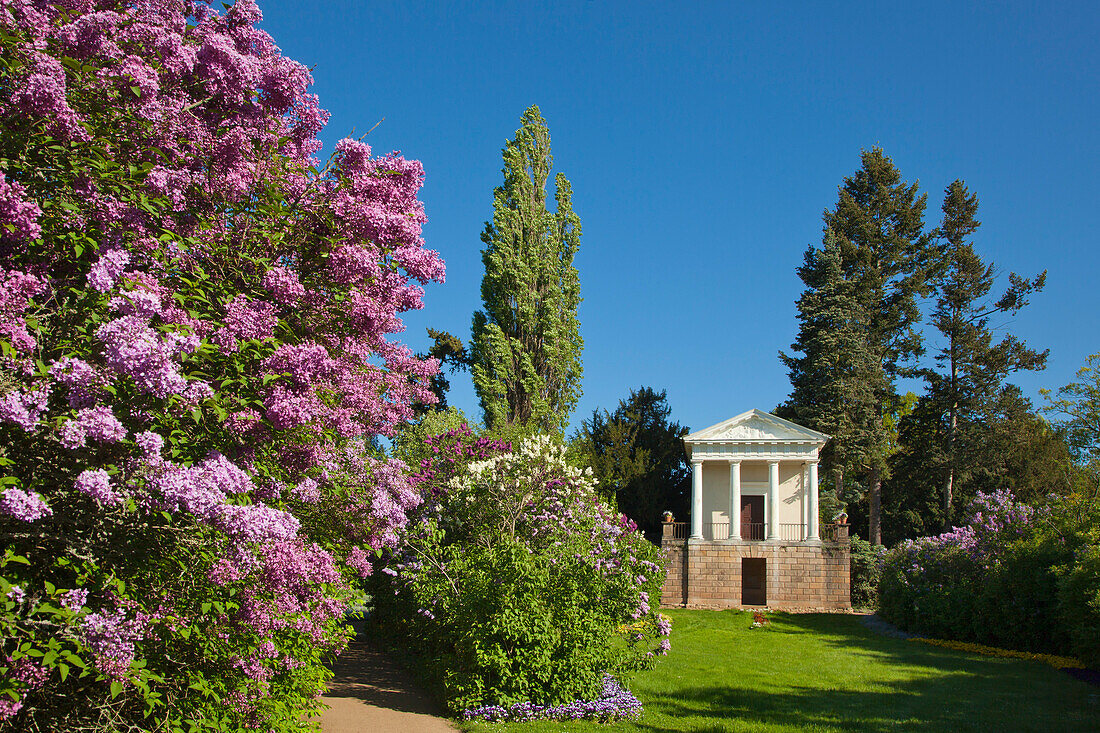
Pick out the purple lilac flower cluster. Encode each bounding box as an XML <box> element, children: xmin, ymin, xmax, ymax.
<box><xmin>79</xmin><ymin>609</ymin><xmax>150</xmax><ymax>680</ymax></box>
<box><xmin>74</xmin><ymin>469</ymin><xmax>121</xmax><ymax>506</ymax></box>
<box><xmin>60</xmin><ymin>405</ymin><xmax>128</xmax><ymax>449</ymax></box>
<box><xmin>0</xmin><ymin>268</ymin><xmax>46</xmax><ymax>367</ymax></box>
<box><xmin>212</xmin><ymin>295</ymin><xmax>278</xmax><ymax>351</ymax></box>
<box><xmin>462</xmin><ymin>674</ymin><xmax>643</xmax><ymax>723</ymax></box>
<box><xmin>0</xmin><ymin>384</ymin><xmax>50</xmax><ymax>432</ymax></box>
<box><xmin>0</xmin><ymin>487</ymin><xmax>51</xmax><ymax>522</ymax></box>
<box><xmin>893</xmin><ymin>489</ymin><xmax>1035</xmax><ymax>577</ymax></box>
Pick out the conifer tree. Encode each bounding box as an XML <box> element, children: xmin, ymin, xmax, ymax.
<box><xmin>819</xmin><ymin>148</ymin><xmax>934</xmax><ymax>544</ymax></box>
<box><xmin>925</xmin><ymin>180</ymin><xmax>1047</xmax><ymax>528</ymax></box>
<box><xmin>470</xmin><ymin>106</ymin><xmax>583</xmax><ymax>433</ymax></box>
<box><xmin>781</xmin><ymin>231</ymin><xmax>888</xmax><ymax>512</ymax></box>
<box><xmin>571</xmin><ymin>387</ymin><xmax>690</xmax><ymax>538</ymax></box>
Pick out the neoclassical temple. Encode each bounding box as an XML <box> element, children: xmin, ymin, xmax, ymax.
<box><xmin>661</xmin><ymin>409</ymin><xmax>851</xmax><ymax>610</ymax></box>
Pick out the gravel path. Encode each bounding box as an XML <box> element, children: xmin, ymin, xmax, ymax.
<box><xmin>858</xmin><ymin>612</ymin><xmax>919</xmax><ymax>639</ymax></box>
<box><xmin>317</xmin><ymin>640</ymin><xmax>457</xmax><ymax>733</ymax></box>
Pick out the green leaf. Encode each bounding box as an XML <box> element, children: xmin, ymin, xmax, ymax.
<box><xmin>110</xmin><ymin>680</ymin><xmax>124</xmax><ymax>698</ymax></box>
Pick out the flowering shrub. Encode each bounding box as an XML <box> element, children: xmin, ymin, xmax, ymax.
<box><xmin>0</xmin><ymin>1</ymin><xmax>441</xmax><ymax>729</ymax></box>
<box><xmin>373</xmin><ymin>432</ymin><xmax>669</xmax><ymax>714</ymax></box>
<box><xmin>461</xmin><ymin>673</ymin><xmax>643</xmax><ymax>723</ymax></box>
<box><xmin>878</xmin><ymin>490</ymin><xmax>1100</xmax><ymax>666</ymax></box>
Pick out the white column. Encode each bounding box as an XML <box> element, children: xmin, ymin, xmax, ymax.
<box><xmin>728</xmin><ymin>460</ymin><xmax>741</xmax><ymax>540</ymax></box>
<box><xmin>808</xmin><ymin>460</ymin><xmax>820</xmax><ymax>541</ymax></box>
<box><xmin>690</xmin><ymin>458</ymin><xmax>704</xmax><ymax>539</ymax></box>
<box><xmin>801</xmin><ymin>463</ymin><xmax>809</xmax><ymax>540</ymax></box>
<box><xmin>767</xmin><ymin>460</ymin><xmax>780</xmax><ymax>541</ymax></box>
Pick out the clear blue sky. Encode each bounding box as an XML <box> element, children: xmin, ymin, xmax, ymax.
<box><xmin>258</xmin><ymin>0</ymin><xmax>1098</xmax><ymax>435</ymax></box>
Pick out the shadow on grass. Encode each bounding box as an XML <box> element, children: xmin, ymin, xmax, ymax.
<box><xmin>632</xmin><ymin>612</ymin><xmax>1098</xmax><ymax>733</ymax></box>
<box><xmin>324</xmin><ymin>640</ymin><xmax>450</xmax><ymax>717</ymax></box>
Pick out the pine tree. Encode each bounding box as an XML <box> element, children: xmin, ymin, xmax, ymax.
<box><xmin>927</xmin><ymin>180</ymin><xmax>1047</xmax><ymax>528</ymax></box>
<box><xmin>470</xmin><ymin>106</ymin><xmax>583</xmax><ymax>433</ymax></box>
<box><xmin>780</xmin><ymin>231</ymin><xmax>888</xmax><ymax>513</ymax></box>
<box><xmin>819</xmin><ymin>147</ymin><xmax>935</xmax><ymax>544</ymax></box>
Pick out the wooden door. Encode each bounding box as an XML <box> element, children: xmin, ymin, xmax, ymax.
<box><xmin>742</xmin><ymin>558</ymin><xmax>766</xmax><ymax>606</ymax></box>
<box><xmin>741</xmin><ymin>496</ymin><xmax>764</xmax><ymax>540</ymax></box>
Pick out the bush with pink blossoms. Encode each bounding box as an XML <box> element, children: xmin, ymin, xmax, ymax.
<box><xmin>373</xmin><ymin>431</ymin><xmax>669</xmax><ymax>715</ymax></box>
<box><xmin>878</xmin><ymin>489</ymin><xmax>1100</xmax><ymax>666</ymax></box>
<box><xmin>0</xmin><ymin>2</ymin><xmax>442</xmax><ymax>730</ymax></box>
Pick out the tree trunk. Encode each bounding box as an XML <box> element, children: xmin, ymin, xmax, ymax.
<box><xmin>942</xmin><ymin>461</ymin><xmax>955</xmax><ymax>531</ymax></box>
<box><xmin>868</xmin><ymin>467</ymin><xmax>882</xmax><ymax>545</ymax></box>
<box><xmin>944</xmin><ymin>335</ymin><xmax>958</xmax><ymax>531</ymax></box>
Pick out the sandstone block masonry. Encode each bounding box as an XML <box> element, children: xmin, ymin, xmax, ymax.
<box><xmin>660</xmin><ymin>523</ymin><xmax>851</xmax><ymax>611</ymax></box>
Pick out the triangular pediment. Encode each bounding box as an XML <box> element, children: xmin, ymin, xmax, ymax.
<box><xmin>684</xmin><ymin>409</ymin><xmax>829</xmax><ymax>444</ymax></box>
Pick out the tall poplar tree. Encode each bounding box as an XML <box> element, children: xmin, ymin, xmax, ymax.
<box><xmin>780</xmin><ymin>231</ymin><xmax>888</xmax><ymax>510</ymax></box>
<box><xmin>820</xmin><ymin>147</ymin><xmax>934</xmax><ymax>544</ymax></box>
<box><xmin>470</xmin><ymin>106</ymin><xmax>583</xmax><ymax>433</ymax></box>
<box><xmin>924</xmin><ymin>180</ymin><xmax>1047</xmax><ymax>528</ymax></box>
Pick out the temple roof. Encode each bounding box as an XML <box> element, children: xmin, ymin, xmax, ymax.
<box><xmin>683</xmin><ymin>409</ymin><xmax>829</xmax><ymax>445</ymax></box>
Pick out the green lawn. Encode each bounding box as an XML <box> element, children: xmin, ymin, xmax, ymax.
<box><xmin>460</xmin><ymin>609</ymin><xmax>1099</xmax><ymax>732</ymax></box>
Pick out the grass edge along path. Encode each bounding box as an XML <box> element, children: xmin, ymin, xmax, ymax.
<box><xmin>460</xmin><ymin>609</ymin><xmax>1099</xmax><ymax>733</ymax></box>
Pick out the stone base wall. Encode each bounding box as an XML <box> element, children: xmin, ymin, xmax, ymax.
<box><xmin>660</xmin><ymin>531</ymin><xmax>850</xmax><ymax>611</ymax></box>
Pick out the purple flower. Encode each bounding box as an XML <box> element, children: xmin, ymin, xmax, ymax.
<box><xmin>262</xmin><ymin>266</ymin><xmax>305</xmax><ymax>305</ymax></box>
<box><xmin>60</xmin><ymin>405</ymin><xmax>127</xmax><ymax>449</ymax></box>
<box><xmin>0</xmin><ymin>172</ymin><xmax>43</xmax><ymax>244</ymax></box>
<box><xmin>0</xmin><ymin>698</ymin><xmax>23</xmax><ymax>721</ymax></box>
<box><xmin>292</xmin><ymin>477</ymin><xmax>320</xmax><ymax>503</ymax></box>
<box><xmin>87</xmin><ymin>247</ymin><xmax>130</xmax><ymax>292</ymax></box>
<box><xmin>96</xmin><ymin>316</ymin><xmax>188</xmax><ymax>398</ymax></box>
<box><xmin>75</xmin><ymin>469</ymin><xmax>122</xmax><ymax>506</ymax></box>
<box><xmin>50</xmin><ymin>356</ymin><xmax>108</xmax><ymax>408</ymax></box>
<box><xmin>80</xmin><ymin>609</ymin><xmax>148</xmax><ymax>679</ymax></box>
<box><xmin>462</xmin><ymin>674</ymin><xmax>642</xmax><ymax>723</ymax></box>
<box><xmin>62</xmin><ymin>588</ymin><xmax>90</xmax><ymax>611</ymax></box>
<box><xmin>0</xmin><ymin>488</ymin><xmax>51</xmax><ymax>522</ymax></box>
<box><xmin>346</xmin><ymin>546</ymin><xmax>373</xmax><ymax>578</ymax></box>
<box><xmin>135</xmin><ymin>431</ymin><xmax>164</xmax><ymax>459</ymax></box>
<box><xmin>657</xmin><ymin>616</ymin><xmax>672</xmax><ymax>637</ymax></box>
<box><xmin>0</xmin><ymin>385</ymin><xmax>50</xmax><ymax>432</ymax></box>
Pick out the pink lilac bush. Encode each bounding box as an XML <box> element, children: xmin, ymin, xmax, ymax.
<box><xmin>877</xmin><ymin>489</ymin><xmax>1076</xmax><ymax>656</ymax></box>
<box><xmin>0</xmin><ymin>1</ymin><xmax>442</xmax><ymax>729</ymax></box>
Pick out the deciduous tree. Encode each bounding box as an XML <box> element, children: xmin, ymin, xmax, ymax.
<box><xmin>470</xmin><ymin>106</ymin><xmax>583</xmax><ymax>434</ymax></box>
<box><xmin>1043</xmin><ymin>352</ymin><xmax>1100</xmax><ymax>462</ymax></box>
